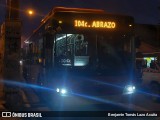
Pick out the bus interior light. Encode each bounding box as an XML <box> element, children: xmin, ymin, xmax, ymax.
<box><xmin>59</xmin><ymin>21</ymin><xmax>63</xmax><ymax>24</ymax></box>
<box><xmin>56</xmin><ymin>34</ymin><xmax>72</xmax><ymax>41</ymax></box>
<box><xmin>19</xmin><ymin>60</ymin><xmax>23</xmax><ymax>65</ymax></box>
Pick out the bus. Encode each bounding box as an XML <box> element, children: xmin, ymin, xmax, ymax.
<box><xmin>23</xmin><ymin>7</ymin><xmax>136</xmax><ymax>97</ymax></box>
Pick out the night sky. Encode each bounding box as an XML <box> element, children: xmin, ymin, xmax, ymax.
<box><xmin>0</xmin><ymin>0</ymin><xmax>159</xmax><ymax>42</ymax></box>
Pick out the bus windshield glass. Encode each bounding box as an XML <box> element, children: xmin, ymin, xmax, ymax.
<box><xmin>54</xmin><ymin>33</ymin><xmax>132</xmax><ymax>75</ymax></box>
<box><xmin>96</xmin><ymin>34</ymin><xmax>132</xmax><ymax>75</ymax></box>
<box><xmin>55</xmin><ymin>34</ymin><xmax>89</xmax><ymax>67</ymax></box>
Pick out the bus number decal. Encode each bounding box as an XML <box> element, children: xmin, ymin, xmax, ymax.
<box><xmin>75</xmin><ymin>20</ymin><xmax>88</xmax><ymax>27</ymax></box>
<box><xmin>61</xmin><ymin>59</ymin><xmax>71</xmax><ymax>63</ymax></box>
<box><xmin>74</xmin><ymin>20</ymin><xmax>116</xmax><ymax>29</ymax></box>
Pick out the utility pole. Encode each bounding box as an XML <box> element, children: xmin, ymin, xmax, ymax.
<box><xmin>1</xmin><ymin>0</ymin><xmax>22</xmax><ymax>109</ymax></box>
<box><xmin>157</xmin><ymin>6</ymin><xmax>160</xmax><ymax>61</ymax></box>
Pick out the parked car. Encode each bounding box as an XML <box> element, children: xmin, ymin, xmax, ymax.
<box><xmin>142</xmin><ymin>61</ymin><xmax>160</xmax><ymax>102</ymax></box>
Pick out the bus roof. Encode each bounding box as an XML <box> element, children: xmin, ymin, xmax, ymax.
<box><xmin>41</xmin><ymin>7</ymin><xmax>105</xmax><ymax>23</ymax></box>
<box><xmin>26</xmin><ymin>7</ymin><xmax>105</xmax><ymax>42</ymax></box>
<box><xmin>52</xmin><ymin>7</ymin><xmax>105</xmax><ymax>13</ymax></box>
<box><xmin>25</xmin><ymin>7</ymin><xmax>133</xmax><ymax>43</ymax></box>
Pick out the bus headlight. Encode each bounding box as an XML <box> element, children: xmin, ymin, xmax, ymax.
<box><xmin>56</xmin><ymin>88</ymin><xmax>60</xmax><ymax>93</ymax></box>
<box><xmin>56</xmin><ymin>88</ymin><xmax>68</xmax><ymax>96</ymax></box>
<box><xmin>124</xmin><ymin>85</ymin><xmax>136</xmax><ymax>94</ymax></box>
<box><xmin>61</xmin><ymin>89</ymin><xmax>67</xmax><ymax>94</ymax></box>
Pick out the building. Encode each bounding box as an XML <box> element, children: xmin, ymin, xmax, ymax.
<box><xmin>135</xmin><ymin>24</ymin><xmax>160</xmax><ymax>58</ymax></box>
<box><xmin>0</xmin><ymin>0</ymin><xmax>21</xmax><ymax>78</ymax></box>
<box><xmin>1</xmin><ymin>20</ymin><xmax>21</xmax><ymax>58</ymax></box>
<box><xmin>1</xmin><ymin>0</ymin><xmax>21</xmax><ymax>60</ymax></box>
<box><xmin>6</xmin><ymin>0</ymin><xmax>20</xmax><ymax>20</ymax></box>
<box><xmin>135</xmin><ymin>24</ymin><xmax>160</xmax><ymax>51</ymax></box>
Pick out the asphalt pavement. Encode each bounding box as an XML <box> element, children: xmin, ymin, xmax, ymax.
<box><xmin>0</xmin><ymin>69</ymin><xmax>160</xmax><ymax>120</ymax></box>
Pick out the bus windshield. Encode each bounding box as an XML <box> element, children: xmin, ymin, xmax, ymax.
<box><xmin>96</xmin><ymin>34</ymin><xmax>132</xmax><ymax>75</ymax></box>
<box><xmin>54</xmin><ymin>33</ymin><xmax>132</xmax><ymax>75</ymax></box>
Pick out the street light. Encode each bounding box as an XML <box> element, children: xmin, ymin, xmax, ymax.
<box><xmin>27</xmin><ymin>9</ymin><xmax>34</xmax><ymax>15</ymax></box>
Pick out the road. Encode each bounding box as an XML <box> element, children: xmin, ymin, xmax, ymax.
<box><xmin>23</xmin><ymin>89</ymin><xmax>160</xmax><ymax>111</ymax></box>
<box><xmin>0</xmin><ymin>73</ymin><xmax>160</xmax><ymax>119</ymax></box>
<box><xmin>20</xmin><ymin>87</ymin><xmax>160</xmax><ymax>120</ymax></box>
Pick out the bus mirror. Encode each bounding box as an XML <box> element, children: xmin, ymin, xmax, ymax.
<box><xmin>135</xmin><ymin>36</ymin><xmax>141</xmax><ymax>48</ymax></box>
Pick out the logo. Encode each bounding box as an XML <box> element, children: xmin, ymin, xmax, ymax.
<box><xmin>2</xmin><ymin>112</ymin><xmax>11</xmax><ymax>117</ymax></box>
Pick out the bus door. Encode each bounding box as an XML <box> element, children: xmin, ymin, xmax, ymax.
<box><xmin>74</xmin><ymin>34</ymin><xmax>89</xmax><ymax>67</ymax></box>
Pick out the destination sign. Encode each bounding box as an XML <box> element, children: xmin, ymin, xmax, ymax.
<box><xmin>74</xmin><ymin>20</ymin><xmax>116</xmax><ymax>28</ymax></box>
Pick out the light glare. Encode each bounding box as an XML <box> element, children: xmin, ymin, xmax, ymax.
<box><xmin>19</xmin><ymin>60</ymin><xmax>23</xmax><ymax>65</ymax></box>
<box><xmin>61</xmin><ymin>89</ymin><xmax>67</xmax><ymax>94</ymax></box>
<box><xmin>28</xmin><ymin>10</ymin><xmax>34</xmax><ymax>15</ymax></box>
<box><xmin>127</xmin><ymin>86</ymin><xmax>133</xmax><ymax>92</ymax></box>
<box><xmin>56</xmin><ymin>88</ymin><xmax>60</xmax><ymax>92</ymax></box>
